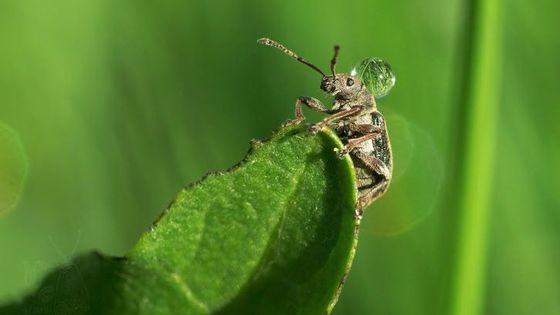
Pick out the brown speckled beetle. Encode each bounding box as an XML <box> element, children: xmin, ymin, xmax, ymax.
<box><xmin>258</xmin><ymin>38</ymin><xmax>395</xmax><ymax>218</ymax></box>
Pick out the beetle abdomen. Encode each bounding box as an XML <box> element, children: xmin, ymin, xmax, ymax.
<box><xmin>370</xmin><ymin>112</ymin><xmax>392</xmax><ymax>171</ymax></box>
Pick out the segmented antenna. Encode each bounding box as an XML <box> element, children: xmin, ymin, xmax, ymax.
<box><xmin>258</xmin><ymin>38</ymin><xmax>326</xmax><ymax>77</ymax></box>
<box><xmin>330</xmin><ymin>45</ymin><xmax>340</xmax><ymax>77</ymax></box>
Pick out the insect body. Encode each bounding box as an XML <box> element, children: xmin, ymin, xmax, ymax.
<box><xmin>258</xmin><ymin>38</ymin><xmax>396</xmax><ymax>217</ymax></box>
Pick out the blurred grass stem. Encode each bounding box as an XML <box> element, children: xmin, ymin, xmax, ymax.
<box><xmin>450</xmin><ymin>0</ymin><xmax>502</xmax><ymax>314</ymax></box>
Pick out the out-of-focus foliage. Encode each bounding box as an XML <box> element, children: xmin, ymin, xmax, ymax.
<box><xmin>0</xmin><ymin>0</ymin><xmax>558</xmax><ymax>314</ymax></box>
<box><xmin>0</xmin><ymin>124</ymin><xmax>28</xmax><ymax>216</ymax></box>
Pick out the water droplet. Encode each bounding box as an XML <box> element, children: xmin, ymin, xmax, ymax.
<box><xmin>351</xmin><ymin>57</ymin><xmax>396</xmax><ymax>99</ymax></box>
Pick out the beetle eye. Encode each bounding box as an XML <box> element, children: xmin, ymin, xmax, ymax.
<box><xmin>346</xmin><ymin>78</ymin><xmax>354</xmax><ymax>86</ymax></box>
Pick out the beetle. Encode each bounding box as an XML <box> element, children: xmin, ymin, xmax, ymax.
<box><xmin>258</xmin><ymin>38</ymin><xmax>395</xmax><ymax>218</ymax></box>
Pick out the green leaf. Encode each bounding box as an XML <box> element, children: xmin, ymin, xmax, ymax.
<box><xmin>0</xmin><ymin>125</ymin><xmax>359</xmax><ymax>315</ymax></box>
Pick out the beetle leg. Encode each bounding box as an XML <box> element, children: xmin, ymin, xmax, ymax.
<box><xmin>336</xmin><ymin>131</ymin><xmax>382</xmax><ymax>157</ymax></box>
<box><xmin>352</xmin><ymin>151</ymin><xmax>392</xmax><ymax>180</ymax></box>
<box><xmin>352</xmin><ymin>151</ymin><xmax>392</xmax><ymax>215</ymax></box>
<box><xmin>347</xmin><ymin>123</ymin><xmax>383</xmax><ymax>135</ymax></box>
<box><xmin>284</xmin><ymin>97</ymin><xmax>332</xmax><ymax>126</ymax></box>
<box><xmin>310</xmin><ymin>106</ymin><xmax>363</xmax><ymax>133</ymax></box>
<box><xmin>356</xmin><ymin>180</ymin><xmax>390</xmax><ymax>215</ymax></box>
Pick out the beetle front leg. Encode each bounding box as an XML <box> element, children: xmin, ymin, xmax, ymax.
<box><xmin>309</xmin><ymin>106</ymin><xmax>363</xmax><ymax>133</ymax></box>
<box><xmin>285</xmin><ymin>97</ymin><xmax>331</xmax><ymax>126</ymax></box>
<box><xmin>335</xmin><ymin>131</ymin><xmax>383</xmax><ymax>157</ymax></box>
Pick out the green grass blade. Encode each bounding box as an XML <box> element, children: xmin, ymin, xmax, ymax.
<box><xmin>450</xmin><ymin>0</ymin><xmax>503</xmax><ymax>314</ymax></box>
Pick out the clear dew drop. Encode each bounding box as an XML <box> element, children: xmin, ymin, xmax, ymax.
<box><xmin>351</xmin><ymin>57</ymin><xmax>396</xmax><ymax>99</ymax></box>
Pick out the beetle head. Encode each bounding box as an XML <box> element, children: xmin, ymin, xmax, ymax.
<box><xmin>320</xmin><ymin>74</ymin><xmax>363</xmax><ymax>100</ymax></box>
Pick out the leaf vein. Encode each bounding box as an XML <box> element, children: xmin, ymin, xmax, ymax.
<box><xmin>171</xmin><ymin>273</ymin><xmax>210</xmax><ymax>313</ymax></box>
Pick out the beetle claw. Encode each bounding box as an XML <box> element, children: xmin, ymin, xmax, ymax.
<box><xmin>334</xmin><ymin>148</ymin><xmax>348</xmax><ymax>159</ymax></box>
<box><xmin>309</xmin><ymin>124</ymin><xmax>322</xmax><ymax>134</ymax></box>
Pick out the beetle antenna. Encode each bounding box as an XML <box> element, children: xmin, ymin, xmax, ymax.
<box><xmin>330</xmin><ymin>45</ymin><xmax>340</xmax><ymax>77</ymax></box>
<box><xmin>258</xmin><ymin>38</ymin><xmax>326</xmax><ymax>77</ymax></box>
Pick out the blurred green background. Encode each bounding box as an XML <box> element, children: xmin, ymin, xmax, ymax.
<box><xmin>0</xmin><ymin>0</ymin><xmax>558</xmax><ymax>314</ymax></box>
